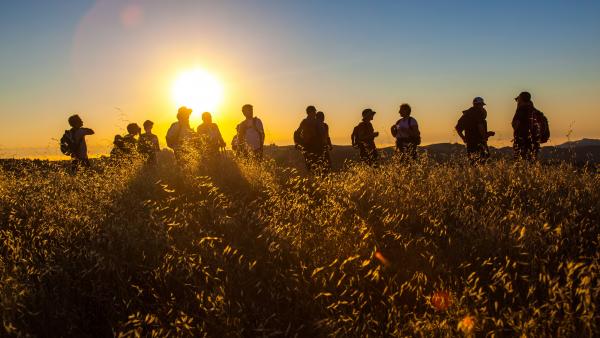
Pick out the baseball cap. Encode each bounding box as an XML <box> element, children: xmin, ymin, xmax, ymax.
<box><xmin>515</xmin><ymin>91</ymin><xmax>531</xmax><ymax>102</ymax></box>
<box><xmin>473</xmin><ymin>97</ymin><xmax>486</xmax><ymax>105</ymax></box>
<box><xmin>362</xmin><ymin>108</ymin><xmax>376</xmax><ymax>117</ymax></box>
<box><xmin>177</xmin><ymin>106</ymin><xmax>192</xmax><ymax>119</ymax></box>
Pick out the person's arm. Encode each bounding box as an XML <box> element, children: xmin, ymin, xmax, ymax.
<box><xmin>455</xmin><ymin>118</ymin><xmax>466</xmax><ymax>143</ymax></box>
<box><xmin>82</xmin><ymin>128</ymin><xmax>95</xmax><ymax>135</ymax></box>
<box><xmin>511</xmin><ymin>109</ymin><xmax>522</xmax><ymax>130</ymax></box>
<box><xmin>256</xmin><ymin>119</ymin><xmax>265</xmax><ymax>147</ymax></box>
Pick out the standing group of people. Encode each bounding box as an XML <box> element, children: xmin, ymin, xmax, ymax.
<box><xmin>60</xmin><ymin>91</ymin><xmax>550</xmax><ymax>173</ymax></box>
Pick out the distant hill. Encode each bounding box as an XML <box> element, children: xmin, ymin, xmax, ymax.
<box><xmin>557</xmin><ymin>138</ymin><xmax>600</xmax><ymax>149</ymax></box>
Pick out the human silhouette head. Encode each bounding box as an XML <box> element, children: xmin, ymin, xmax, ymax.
<box><xmin>143</xmin><ymin>120</ymin><xmax>154</xmax><ymax>133</ymax></box>
<box><xmin>127</xmin><ymin>123</ymin><xmax>141</xmax><ymax>135</ymax></box>
<box><xmin>68</xmin><ymin>114</ymin><xmax>83</xmax><ymax>129</ymax></box>
<box><xmin>316</xmin><ymin>111</ymin><xmax>325</xmax><ymax>122</ymax></box>
<box><xmin>242</xmin><ymin>104</ymin><xmax>254</xmax><ymax>118</ymax></box>
<box><xmin>362</xmin><ymin>108</ymin><xmax>376</xmax><ymax>121</ymax></box>
<box><xmin>472</xmin><ymin>97</ymin><xmax>486</xmax><ymax>109</ymax></box>
<box><xmin>306</xmin><ymin>105</ymin><xmax>317</xmax><ymax>118</ymax></box>
<box><xmin>399</xmin><ymin>104</ymin><xmax>411</xmax><ymax>118</ymax></box>
<box><xmin>202</xmin><ymin>112</ymin><xmax>212</xmax><ymax>123</ymax></box>
<box><xmin>177</xmin><ymin>106</ymin><xmax>192</xmax><ymax>122</ymax></box>
<box><xmin>515</xmin><ymin>92</ymin><xmax>532</xmax><ymax>107</ymax></box>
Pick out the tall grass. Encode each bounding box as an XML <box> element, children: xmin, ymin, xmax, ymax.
<box><xmin>0</xmin><ymin>153</ymin><xmax>598</xmax><ymax>336</ymax></box>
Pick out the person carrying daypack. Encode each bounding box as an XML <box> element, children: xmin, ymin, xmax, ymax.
<box><xmin>197</xmin><ymin>112</ymin><xmax>226</xmax><ymax>158</ymax></box>
<box><xmin>512</xmin><ymin>91</ymin><xmax>550</xmax><ymax>160</ymax></box>
<box><xmin>456</xmin><ymin>97</ymin><xmax>495</xmax><ymax>164</ymax></box>
<box><xmin>60</xmin><ymin>114</ymin><xmax>94</xmax><ymax>172</ymax></box>
<box><xmin>234</xmin><ymin>104</ymin><xmax>265</xmax><ymax>160</ymax></box>
<box><xmin>294</xmin><ymin>105</ymin><xmax>326</xmax><ymax>173</ymax></box>
<box><xmin>138</xmin><ymin>120</ymin><xmax>160</xmax><ymax>165</ymax></box>
<box><xmin>166</xmin><ymin>106</ymin><xmax>194</xmax><ymax>162</ymax></box>
<box><xmin>351</xmin><ymin>108</ymin><xmax>379</xmax><ymax>167</ymax></box>
<box><xmin>391</xmin><ymin>103</ymin><xmax>421</xmax><ymax>160</ymax></box>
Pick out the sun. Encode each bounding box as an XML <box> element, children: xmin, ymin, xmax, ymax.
<box><xmin>172</xmin><ymin>68</ymin><xmax>224</xmax><ymax>116</ymax></box>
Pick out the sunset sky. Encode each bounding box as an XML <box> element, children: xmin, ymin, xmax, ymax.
<box><xmin>1</xmin><ymin>0</ymin><xmax>600</xmax><ymax>157</ymax></box>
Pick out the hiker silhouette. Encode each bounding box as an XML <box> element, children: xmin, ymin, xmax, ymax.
<box><xmin>232</xmin><ymin>104</ymin><xmax>265</xmax><ymax>160</ymax></box>
<box><xmin>512</xmin><ymin>92</ymin><xmax>550</xmax><ymax>161</ymax></box>
<box><xmin>166</xmin><ymin>106</ymin><xmax>194</xmax><ymax>163</ymax></box>
<box><xmin>456</xmin><ymin>97</ymin><xmax>494</xmax><ymax>164</ymax></box>
<box><xmin>316</xmin><ymin>111</ymin><xmax>333</xmax><ymax>172</ymax></box>
<box><xmin>60</xmin><ymin>114</ymin><xmax>94</xmax><ymax>172</ymax></box>
<box><xmin>294</xmin><ymin>106</ymin><xmax>328</xmax><ymax>173</ymax></box>
<box><xmin>391</xmin><ymin>103</ymin><xmax>421</xmax><ymax>160</ymax></box>
<box><xmin>351</xmin><ymin>109</ymin><xmax>379</xmax><ymax>167</ymax></box>
<box><xmin>196</xmin><ymin>112</ymin><xmax>226</xmax><ymax>158</ymax></box>
<box><xmin>138</xmin><ymin>120</ymin><xmax>160</xmax><ymax>165</ymax></box>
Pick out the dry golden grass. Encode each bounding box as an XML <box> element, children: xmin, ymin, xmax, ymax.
<box><xmin>0</xmin><ymin>152</ymin><xmax>598</xmax><ymax>336</ymax></box>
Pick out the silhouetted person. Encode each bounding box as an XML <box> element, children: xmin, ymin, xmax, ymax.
<box><xmin>351</xmin><ymin>109</ymin><xmax>379</xmax><ymax>167</ymax></box>
<box><xmin>233</xmin><ymin>104</ymin><xmax>265</xmax><ymax>160</ymax></box>
<box><xmin>166</xmin><ymin>106</ymin><xmax>194</xmax><ymax>162</ymax></box>
<box><xmin>123</xmin><ymin>123</ymin><xmax>141</xmax><ymax>154</ymax></box>
<box><xmin>512</xmin><ymin>92</ymin><xmax>550</xmax><ymax>161</ymax></box>
<box><xmin>110</xmin><ymin>134</ymin><xmax>125</xmax><ymax>158</ymax></box>
<box><xmin>294</xmin><ymin>106</ymin><xmax>327</xmax><ymax>173</ymax></box>
<box><xmin>456</xmin><ymin>97</ymin><xmax>494</xmax><ymax>164</ymax></box>
<box><xmin>316</xmin><ymin>111</ymin><xmax>333</xmax><ymax>171</ymax></box>
<box><xmin>61</xmin><ymin>114</ymin><xmax>94</xmax><ymax>172</ymax></box>
<box><xmin>391</xmin><ymin>103</ymin><xmax>421</xmax><ymax>160</ymax></box>
<box><xmin>196</xmin><ymin>112</ymin><xmax>226</xmax><ymax>158</ymax></box>
<box><xmin>138</xmin><ymin>120</ymin><xmax>160</xmax><ymax>165</ymax></box>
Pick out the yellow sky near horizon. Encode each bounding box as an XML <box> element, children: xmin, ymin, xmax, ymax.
<box><xmin>1</xmin><ymin>1</ymin><xmax>600</xmax><ymax>159</ymax></box>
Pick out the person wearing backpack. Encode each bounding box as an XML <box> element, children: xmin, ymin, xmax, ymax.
<box><xmin>456</xmin><ymin>97</ymin><xmax>495</xmax><ymax>164</ymax></box>
<box><xmin>60</xmin><ymin>114</ymin><xmax>94</xmax><ymax>172</ymax></box>
<box><xmin>351</xmin><ymin>108</ymin><xmax>379</xmax><ymax>167</ymax></box>
<box><xmin>138</xmin><ymin>120</ymin><xmax>160</xmax><ymax>165</ymax></box>
<box><xmin>196</xmin><ymin>112</ymin><xmax>226</xmax><ymax>158</ymax></box>
<box><xmin>391</xmin><ymin>103</ymin><xmax>421</xmax><ymax>160</ymax></box>
<box><xmin>166</xmin><ymin>106</ymin><xmax>194</xmax><ymax>162</ymax></box>
<box><xmin>294</xmin><ymin>105</ymin><xmax>326</xmax><ymax>173</ymax></box>
<box><xmin>234</xmin><ymin>104</ymin><xmax>265</xmax><ymax>160</ymax></box>
<box><xmin>512</xmin><ymin>91</ymin><xmax>549</xmax><ymax>160</ymax></box>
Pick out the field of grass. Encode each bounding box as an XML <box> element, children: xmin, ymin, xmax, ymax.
<box><xmin>0</xmin><ymin>151</ymin><xmax>598</xmax><ymax>337</ymax></box>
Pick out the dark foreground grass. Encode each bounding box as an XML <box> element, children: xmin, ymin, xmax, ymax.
<box><xmin>0</xmin><ymin>153</ymin><xmax>598</xmax><ymax>337</ymax></box>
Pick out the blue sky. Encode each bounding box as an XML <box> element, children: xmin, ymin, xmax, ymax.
<box><xmin>1</xmin><ymin>0</ymin><xmax>599</xmax><ymax>155</ymax></box>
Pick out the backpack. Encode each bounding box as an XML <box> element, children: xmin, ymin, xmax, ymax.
<box><xmin>295</xmin><ymin>118</ymin><xmax>320</xmax><ymax>148</ymax></box>
<box><xmin>166</xmin><ymin>124</ymin><xmax>181</xmax><ymax>149</ymax></box>
<box><xmin>532</xmin><ymin>110</ymin><xmax>550</xmax><ymax>143</ymax></box>
<box><xmin>391</xmin><ymin>118</ymin><xmax>421</xmax><ymax>145</ymax></box>
<box><xmin>60</xmin><ymin>130</ymin><xmax>79</xmax><ymax>156</ymax></box>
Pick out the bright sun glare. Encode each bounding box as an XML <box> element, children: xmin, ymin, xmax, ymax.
<box><xmin>172</xmin><ymin>68</ymin><xmax>224</xmax><ymax>116</ymax></box>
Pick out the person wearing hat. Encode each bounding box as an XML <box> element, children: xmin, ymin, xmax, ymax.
<box><xmin>351</xmin><ymin>108</ymin><xmax>380</xmax><ymax>167</ymax></box>
<box><xmin>122</xmin><ymin>122</ymin><xmax>142</xmax><ymax>155</ymax></box>
<box><xmin>166</xmin><ymin>106</ymin><xmax>194</xmax><ymax>162</ymax></box>
<box><xmin>455</xmin><ymin>97</ymin><xmax>495</xmax><ymax>164</ymax></box>
<box><xmin>512</xmin><ymin>91</ymin><xmax>549</xmax><ymax>160</ymax></box>
<box><xmin>294</xmin><ymin>105</ymin><xmax>327</xmax><ymax>173</ymax></box>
